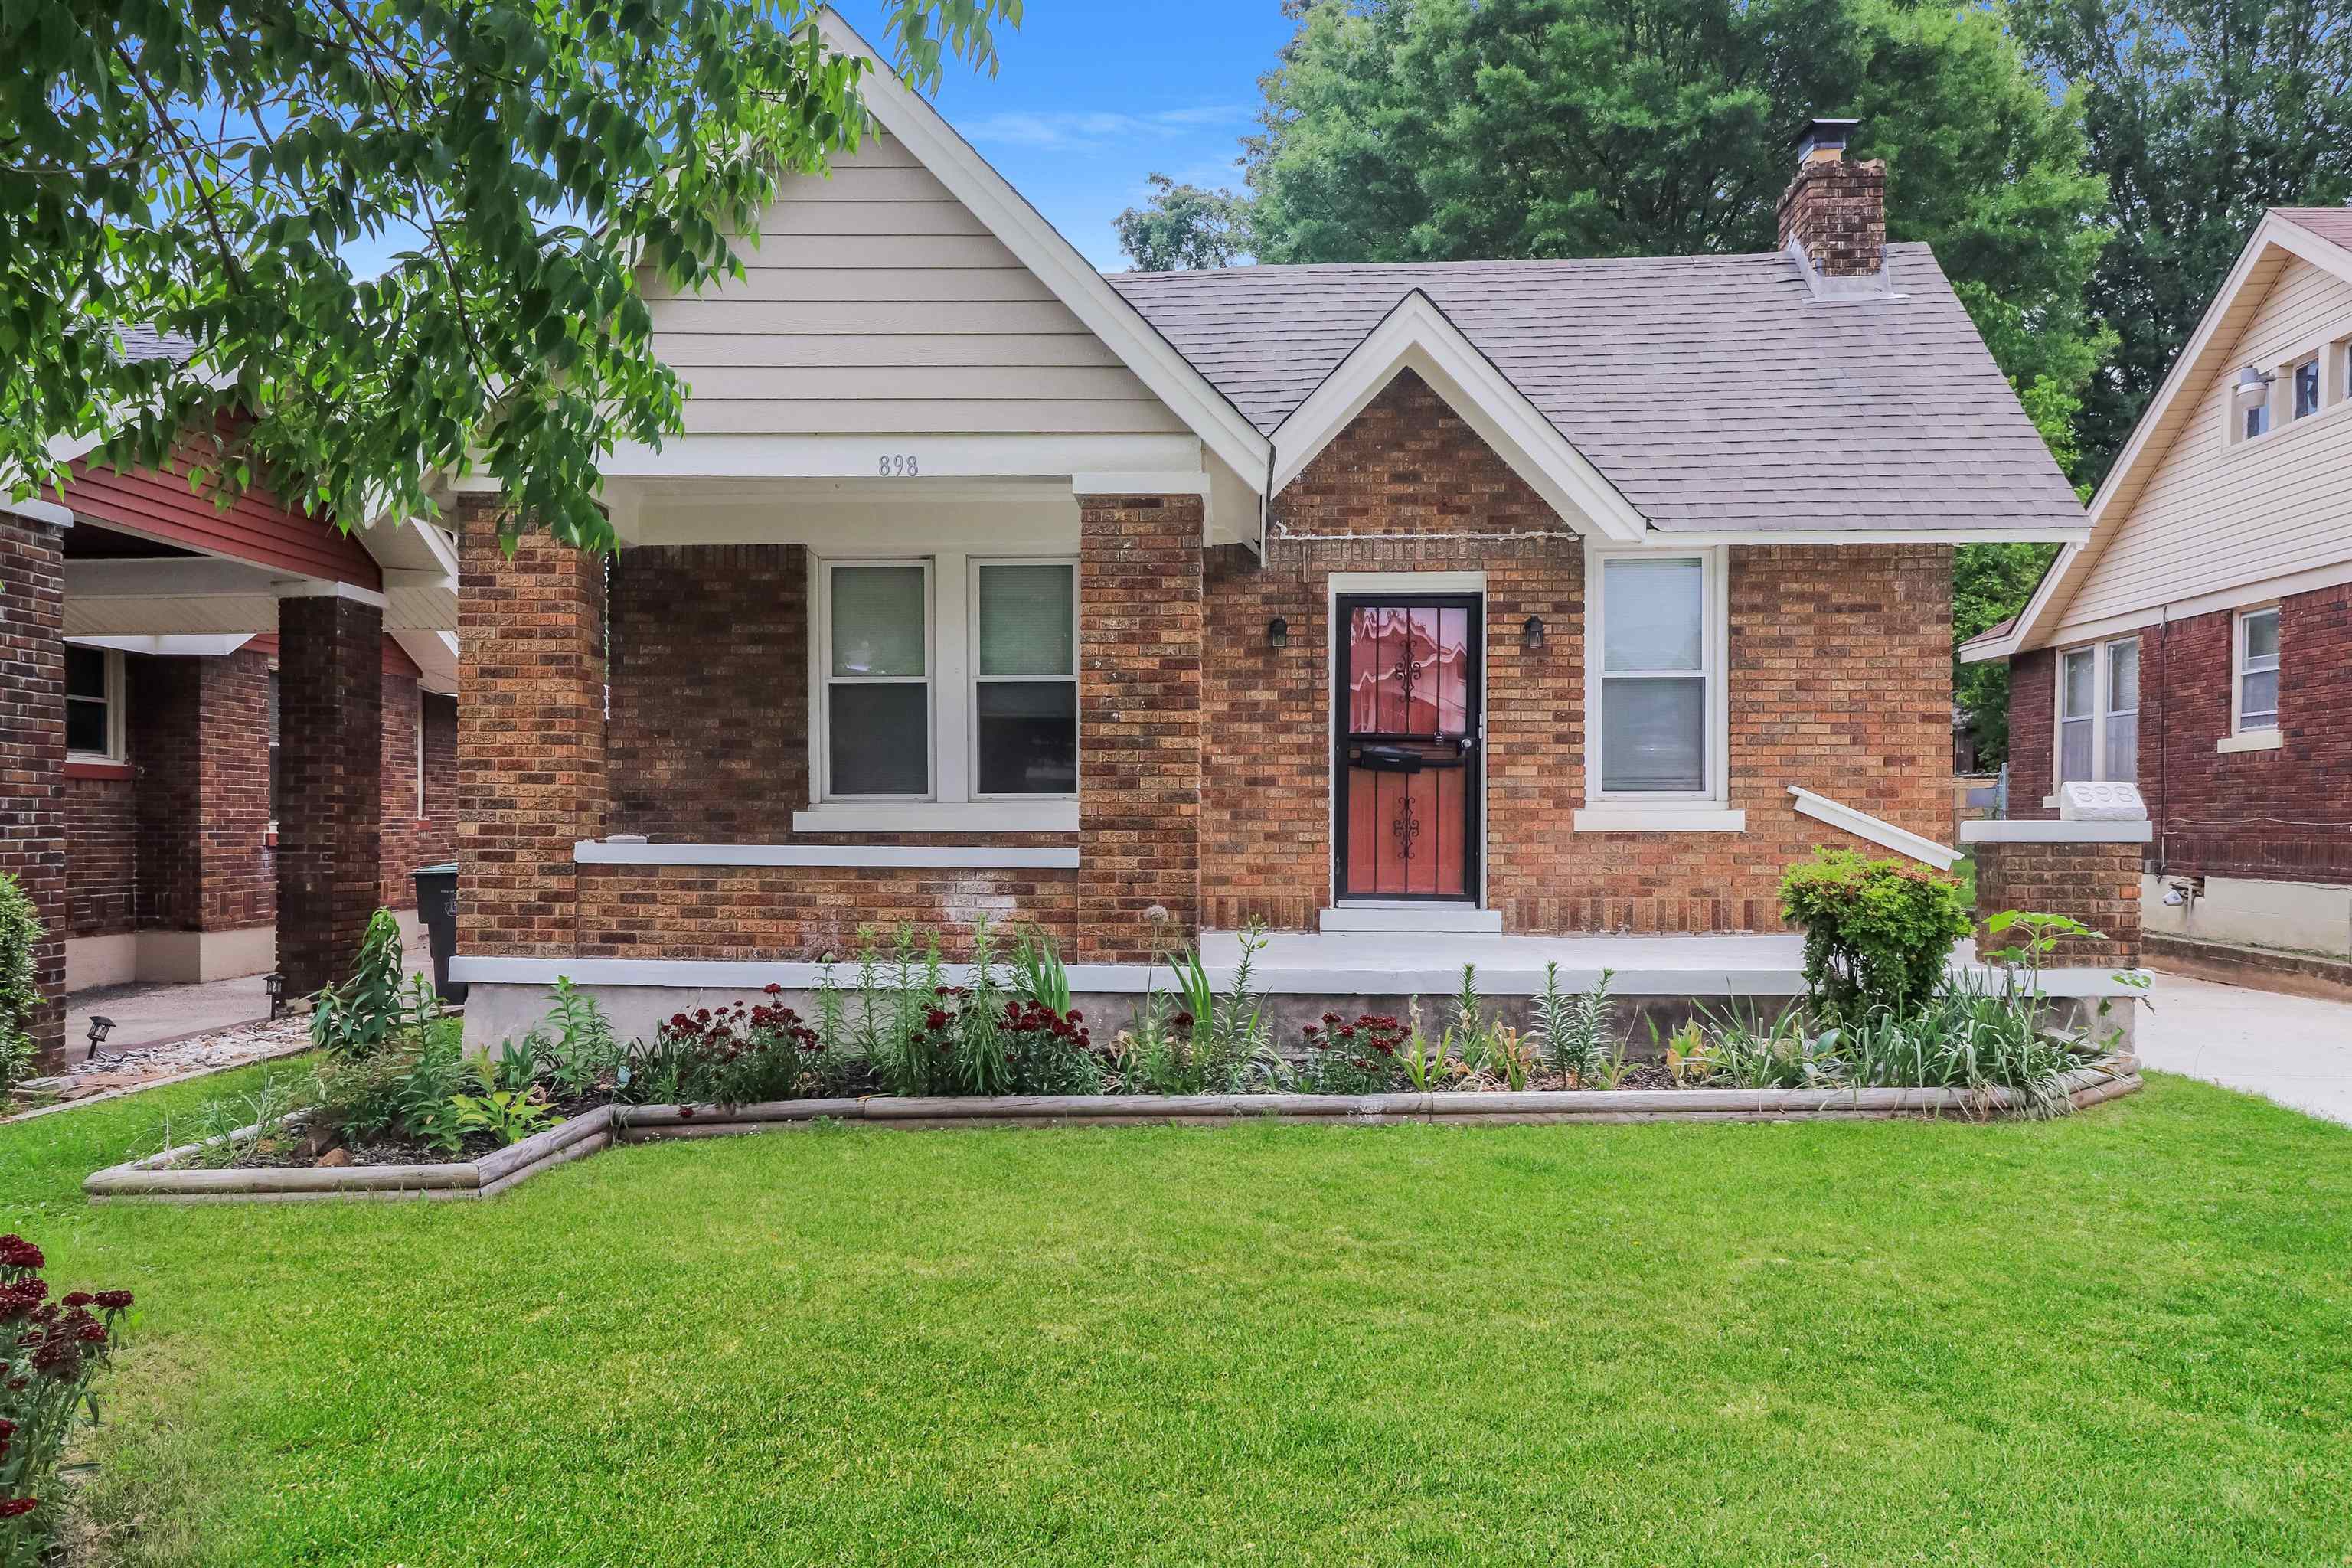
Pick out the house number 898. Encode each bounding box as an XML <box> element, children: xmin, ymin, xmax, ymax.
<box><xmin>878</xmin><ymin>453</ymin><xmax>919</xmax><ymax>477</ymax></box>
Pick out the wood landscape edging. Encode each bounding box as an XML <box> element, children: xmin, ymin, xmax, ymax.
<box><xmin>79</xmin><ymin>1066</ymin><xmax>2143</xmax><ymax>1204</ymax></box>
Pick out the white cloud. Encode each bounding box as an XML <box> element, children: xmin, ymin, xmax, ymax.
<box><xmin>956</xmin><ymin>103</ymin><xmax>1250</xmax><ymax>152</ymax></box>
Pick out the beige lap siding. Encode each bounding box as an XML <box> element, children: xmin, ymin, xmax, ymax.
<box><xmin>1200</xmin><ymin>371</ymin><xmax>1953</xmax><ymax>935</ymax></box>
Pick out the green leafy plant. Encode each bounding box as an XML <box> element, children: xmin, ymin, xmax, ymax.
<box><xmin>1294</xmin><ymin>1011</ymin><xmax>1406</xmax><ymax>1094</ymax></box>
<box><xmin>0</xmin><ymin>873</ymin><xmax>41</xmax><ymax>1096</ymax></box>
<box><xmin>1480</xmin><ymin>1025</ymin><xmax>1537</xmax><ymax>1092</ymax></box>
<box><xmin>2</xmin><ymin>1233</ymin><xmax>136</xmax><ymax>1563</ymax></box>
<box><xmin>309</xmin><ymin>908</ymin><xmax>410</xmax><ymax>1060</ymax></box>
<box><xmin>1116</xmin><ymin>925</ymin><xmax>1283</xmax><ymax>1096</ymax></box>
<box><xmin>529</xmin><ymin>977</ymin><xmax>622</xmax><ymax>1099</ymax></box>
<box><xmin>145</xmin><ymin>1070</ymin><xmax>304</xmax><ymax>1168</ymax></box>
<box><xmin>449</xmin><ymin>1054</ymin><xmax>558</xmax><ymax>1145</ymax></box>
<box><xmin>309</xmin><ymin>1020</ymin><xmax>469</xmax><ymax>1151</ymax></box>
<box><xmin>1531</xmin><ymin>963</ymin><xmax>1618</xmax><ymax>1089</ymax></box>
<box><xmin>1398</xmin><ymin>1003</ymin><xmax>1458</xmax><ymax>1093</ymax></box>
<box><xmin>1011</xmin><ymin>926</ymin><xmax>1073</xmax><ymax>1016</ymax></box>
<box><xmin>1779</xmin><ymin>849</ymin><xmax>1973</xmax><ymax>1021</ymax></box>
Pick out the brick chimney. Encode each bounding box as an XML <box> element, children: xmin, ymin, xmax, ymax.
<box><xmin>1776</xmin><ymin>116</ymin><xmax>1885</xmax><ymax>278</ymax></box>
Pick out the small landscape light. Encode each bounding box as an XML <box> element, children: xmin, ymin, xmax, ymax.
<box><xmin>265</xmin><ymin>971</ymin><xmax>287</xmax><ymax>1019</ymax></box>
<box><xmin>1522</xmin><ymin>614</ymin><xmax>1546</xmax><ymax>651</ymax></box>
<box><xmin>1266</xmin><ymin>616</ymin><xmax>1289</xmax><ymax>649</ymax></box>
<box><xmin>85</xmin><ymin>1015</ymin><xmax>116</xmax><ymax>1062</ymax></box>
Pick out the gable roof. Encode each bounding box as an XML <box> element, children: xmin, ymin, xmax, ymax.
<box><xmin>1965</xmin><ymin>206</ymin><xmax>2352</xmax><ymax>662</ymax></box>
<box><xmin>1112</xmin><ymin>244</ymin><xmax>2084</xmax><ymax>538</ymax></box>
<box><xmin>1268</xmin><ymin>290</ymin><xmax>1646</xmax><ymax>540</ymax></box>
<box><xmin>812</xmin><ymin>8</ymin><xmax>1270</xmax><ymax>483</ymax></box>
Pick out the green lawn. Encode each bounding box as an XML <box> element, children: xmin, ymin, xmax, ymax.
<box><xmin>8</xmin><ymin>1063</ymin><xmax>2352</xmax><ymax>1566</ymax></box>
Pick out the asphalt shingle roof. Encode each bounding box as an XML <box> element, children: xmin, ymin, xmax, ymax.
<box><xmin>1109</xmin><ymin>244</ymin><xmax>2085</xmax><ymax>535</ymax></box>
<box><xmin>116</xmin><ymin>324</ymin><xmax>195</xmax><ymax>364</ymax></box>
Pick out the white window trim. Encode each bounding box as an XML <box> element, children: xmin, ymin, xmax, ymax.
<box><xmin>1581</xmin><ymin>543</ymin><xmax>1730</xmax><ymax>812</ymax></box>
<box><xmin>414</xmin><ymin>703</ymin><xmax>426</xmax><ymax>819</ymax></box>
<box><xmin>966</xmin><ymin>555</ymin><xmax>1080</xmax><ymax>802</ymax></box>
<box><xmin>2292</xmin><ymin>354</ymin><xmax>2324</xmax><ymax>420</ymax></box>
<box><xmin>65</xmin><ymin>647</ymin><xmax>126</xmax><ymax>765</ymax></box>
<box><xmin>808</xmin><ymin>552</ymin><xmax>1081</xmax><ymax>815</ymax></box>
<box><xmin>813</xmin><ymin>557</ymin><xmax>937</xmax><ymax>802</ymax></box>
<box><xmin>2225</xmin><ymin>327</ymin><xmax>2352</xmax><ymax>448</ymax></box>
<box><xmin>2231</xmin><ymin>604</ymin><xmax>2281</xmax><ymax>737</ymax></box>
<box><xmin>2053</xmin><ymin>635</ymin><xmax>2139</xmax><ymax>786</ymax></box>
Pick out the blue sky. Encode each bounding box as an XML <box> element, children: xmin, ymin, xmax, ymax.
<box><xmin>833</xmin><ymin>0</ymin><xmax>1292</xmax><ymax>269</ymax></box>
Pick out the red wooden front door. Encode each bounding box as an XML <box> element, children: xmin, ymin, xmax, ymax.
<box><xmin>1335</xmin><ymin>596</ymin><xmax>1480</xmax><ymax>900</ymax></box>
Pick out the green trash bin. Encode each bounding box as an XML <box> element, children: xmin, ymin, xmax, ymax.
<box><xmin>411</xmin><ymin>862</ymin><xmax>466</xmax><ymax>1004</ymax></box>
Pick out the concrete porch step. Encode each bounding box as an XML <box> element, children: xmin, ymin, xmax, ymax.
<box><xmin>1319</xmin><ymin>903</ymin><xmax>1504</xmax><ymax>936</ymax></box>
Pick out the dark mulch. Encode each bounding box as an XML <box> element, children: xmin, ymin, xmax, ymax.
<box><xmin>189</xmin><ymin>1094</ymin><xmax>609</xmax><ymax>1171</ymax></box>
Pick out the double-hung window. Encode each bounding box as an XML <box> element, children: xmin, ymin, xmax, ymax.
<box><xmin>822</xmin><ymin>562</ymin><xmax>933</xmax><ymax>798</ymax></box>
<box><xmin>815</xmin><ymin>554</ymin><xmax>1079</xmax><ymax>806</ymax></box>
<box><xmin>2235</xmin><ymin>606</ymin><xmax>2280</xmax><ymax>733</ymax></box>
<box><xmin>2058</xmin><ymin>636</ymin><xmax>2139</xmax><ymax>785</ymax></box>
<box><xmin>65</xmin><ymin>647</ymin><xmax>124</xmax><ymax>763</ymax></box>
<box><xmin>972</xmin><ymin>561</ymin><xmax>1077</xmax><ymax>796</ymax></box>
<box><xmin>1595</xmin><ymin>554</ymin><xmax>1718</xmax><ymax>798</ymax></box>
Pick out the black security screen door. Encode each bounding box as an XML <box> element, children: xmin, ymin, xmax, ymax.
<box><xmin>1334</xmin><ymin>595</ymin><xmax>1481</xmax><ymax>900</ymax></box>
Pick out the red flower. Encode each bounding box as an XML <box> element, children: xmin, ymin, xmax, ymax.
<box><xmin>1066</xmin><ymin>1010</ymin><xmax>1083</xmax><ymax>1024</ymax></box>
<box><xmin>0</xmin><ymin>1498</ymin><xmax>37</xmax><ymax>1519</ymax></box>
<box><xmin>60</xmin><ymin>1292</ymin><xmax>91</xmax><ymax>1308</ymax></box>
<box><xmin>1172</xmin><ymin>1011</ymin><xmax>1194</xmax><ymax>1029</ymax></box>
<box><xmin>763</xmin><ymin>982</ymin><xmax>783</xmax><ymax>995</ymax></box>
<box><xmin>679</xmin><ymin>1106</ymin><xmax>696</xmax><ymax>1120</ymax></box>
<box><xmin>93</xmin><ymin>1290</ymin><xmax>132</xmax><ymax>1312</ymax></box>
<box><xmin>0</xmin><ymin>1236</ymin><xmax>43</xmax><ymax>1272</ymax></box>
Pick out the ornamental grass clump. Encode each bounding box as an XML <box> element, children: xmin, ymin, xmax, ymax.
<box><xmin>1</xmin><ymin>1235</ymin><xmax>133</xmax><ymax>1566</ymax></box>
<box><xmin>1779</xmin><ymin>848</ymin><xmax>1973</xmax><ymax>1021</ymax></box>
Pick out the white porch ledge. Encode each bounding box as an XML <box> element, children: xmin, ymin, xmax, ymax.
<box><xmin>1571</xmin><ymin>806</ymin><xmax>1746</xmax><ymax>833</ymax></box>
<box><xmin>1958</xmin><ymin>820</ymin><xmax>2153</xmax><ymax>844</ymax></box>
<box><xmin>451</xmin><ymin>933</ymin><xmax>2150</xmax><ymax>1001</ymax></box>
<box><xmin>572</xmin><ymin>841</ymin><xmax>1079</xmax><ymax>870</ymax></box>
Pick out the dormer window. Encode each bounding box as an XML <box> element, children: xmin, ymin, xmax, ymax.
<box><xmin>2293</xmin><ymin>356</ymin><xmax>2321</xmax><ymax>418</ymax></box>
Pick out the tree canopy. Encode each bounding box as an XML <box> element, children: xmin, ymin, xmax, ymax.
<box><xmin>1113</xmin><ymin>172</ymin><xmax>1254</xmax><ymax>272</ymax></box>
<box><xmin>2</xmin><ymin>0</ymin><xmax>1015</xmax><ymax>552</ymax></box>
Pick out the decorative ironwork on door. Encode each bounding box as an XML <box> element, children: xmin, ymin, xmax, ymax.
<box><xmin>1335</xmin><ymin>596</ymin><xmax>1480</xmax><ymax>900</ymax></box>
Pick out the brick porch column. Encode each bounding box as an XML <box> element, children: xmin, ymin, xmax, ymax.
<box><xmin>1076</xmin><ymin>492</ymin><xmax>1203</xmax><ymax>962</ymax></box>
<box><xmin>1961</xmin><ymin>820</ymin><xmax>2148</xmax><ymax>967</ymax></box>
<box><xmin>276</xmin><ymin>588</ymin><xmax>384</xmax><ymax>994</ymax></box>
<box><xmin>456</xmin><ymin>500</ymin><xmax>604</xmax><ymax>959</ymax></box>
<box><xmin>0</xmin><ymin>514</ymin><xmax>67</xmax><ymax>1061</ymax></box>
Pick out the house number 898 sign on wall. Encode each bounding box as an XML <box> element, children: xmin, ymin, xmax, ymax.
<box><xmin>879</xmin><ymin>454</ymin><xmax>919</xmax><ymax>477</ymax></box>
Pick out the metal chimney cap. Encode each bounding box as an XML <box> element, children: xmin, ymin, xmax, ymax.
<box><xmin>1794</xmin><ymin>116</ymin><xmax>1861</xmax><ymax>163</ymax></box>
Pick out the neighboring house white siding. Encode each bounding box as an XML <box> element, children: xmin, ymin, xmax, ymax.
<box><xmin>2057</xmin><ymin>256</ymin><xmax>2352</xmax><ymax>635</ymax></box>
<box><xmin>643</xmin><ymin>138</ymin><xmax>1187</xmax><ymax>436</ymax></box>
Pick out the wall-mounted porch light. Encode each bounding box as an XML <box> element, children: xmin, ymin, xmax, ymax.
<box><xmin>1267</xmin><ymin>616</ymin><xmax>1289</xmax><ymax>649</ymax></box>
<box><xmin>2234</xmin><ymin>364</ymin><xmax>2275</xmax><ymax>398</ymax></box>
<box><xmin>1521</xmin><ymin>614</ymin><xmax>1546</xmax><ymax>651</ymax></box>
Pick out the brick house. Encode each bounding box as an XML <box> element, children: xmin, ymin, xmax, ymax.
<box><xmin>1</xmin><ymin>345</ymin><xmax>459</xmax><ymax>1057</ymax></box>
<box><xmin>1965</xmin><ymin>208</ymin><xmax>2352</xmax><ymax>964</ymax></box>
<box><xmin>434</xmin><ymin>18</ymin><xmax>2134</xmax><ymax>1044</ymax></box>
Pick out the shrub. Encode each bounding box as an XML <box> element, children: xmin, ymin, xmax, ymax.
<box><xmin>623</xmin><ymin>989</ymin><xmax>835</xmax><ymax>1106</ymax></box>
<box><xmin>2</xmin><ymin>1234</ymin><xmax>133</xmax><ymax>1563</ymax></box>
<box><xmin>1114</xmin><ymin>925</ymin><xmax>1282</xmax><ymax>1095</ymax></box>
<box><xmin>1779</xmin><ymin>849</ymin><xmax>1972</xmax><ymax>1020</ymax></box>
<box><xmin>0</xmin><ymin>874</ymin><xmax>41</xmax><ymax>1096</ymax></box>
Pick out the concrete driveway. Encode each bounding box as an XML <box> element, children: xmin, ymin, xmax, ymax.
<box><xmin>2138</xmin><ymin>971</ymin><xmax>2352</xmax><ymax>1125</ymax></box>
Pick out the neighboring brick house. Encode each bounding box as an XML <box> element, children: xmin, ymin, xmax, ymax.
<box><xmin>58</xmin><ymin>629</ymin><xmax>456</xmax><ymax>992</ymax></box>
<box><xmin>445</xmin><ymin>21</ymin><xmax>2100</xmax><ymax>1043</ymax></box>
<box><xmin>2</xmin><ymin>370</ymin><xmax>459</xmax><ymax>1057</ymax></box>
<box><xmin>1965</xmin><ymin>208</ymin><xmax>2352</xmax><ymax>962</ymax></box>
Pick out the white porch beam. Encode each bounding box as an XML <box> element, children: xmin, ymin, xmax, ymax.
<box><xmin>599</xmin><ymin>433</ymin><xmax>1210</xmax><ymax>480</ymax></box>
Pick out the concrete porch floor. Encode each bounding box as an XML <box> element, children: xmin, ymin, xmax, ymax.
<box><xmin>1197</xmin><ymin>929</ymin><xmax>2140</xmax><ymax>998</ymax></box>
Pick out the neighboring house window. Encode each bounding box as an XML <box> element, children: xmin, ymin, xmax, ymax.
<box><xmin>1595</xmin><ymin>554</ymin><xmax>1719</xmax><ymax>797</ymax></box>
<box><xmin>2057</xmin><ymin>635</ymin><xmax>2138</xmax><ymax>785</ymax></box>
<box><xmin>2294</xmin><ymin>356</ymin><xmax>2323</xmax><ymax>419</ymax></box>
<box><xmin>821</xmin><ymin>561</ymin><xmax>933</xmax><ymax>799</ymax></box>
<box><xmin>971</xmin><ymin>560</ymin><xmax>1077</xmax><ymax>796</ymax></box>
<box><xmin>64</xmin><ymin>647</ymin><xmax>124</xmax><ymax>762</ymax></box>
<box><xmin>2058</xmin><ymin>647</ymin><xmax>2094</xmax><ymax>783</ymax></box>
<box><xmin>2235</xmin><ymin>606</ymin><xmax>2280</xmax><ymax>733</ymax></box>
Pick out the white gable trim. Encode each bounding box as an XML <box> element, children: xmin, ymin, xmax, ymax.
<box><xmin>812</xmin><ymin>9</ymin><xmax>1269</xmax><ymax>488</ymax></box>
<box><xmin>1268</xmin><ymin>291</ymin><xmax>1648</xmax><ymax>543</ymax></box>
<box><xmin>1990</xmin><ymin>211</ymin><xmax>2352</xmax><ymax>658</ymax></box>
